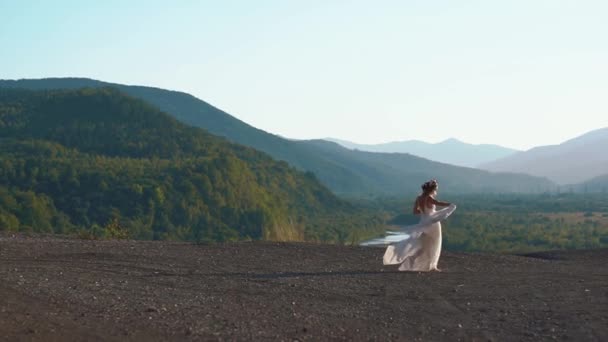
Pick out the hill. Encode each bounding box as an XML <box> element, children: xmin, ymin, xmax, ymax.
<box><xmin>326</xmin><ymin>137</ymin><xmax>518</xmax><ymax>167</ymax></box>
<box><xmin>0</xmin><ymin>88</ymin><xmax>382</xmax><ymax>242</ymax></box>
<box><xmin>481</xmin><ymin>127</ymin><xmax>608</xmax><ymax>184</ymax></box>
<box><xmin>0</xmin><ymin>78</ymin><xmax>554</xmax><ymax>196</ymax></box>
<box><xmin>576</xmin><ymin>174</ymin><xmax>608</xmax><ymax>193</ymax></box>
<box><xmin>299</xmin><ymin>139</ymin><xmax>554</xmax><ymax>194</ymax></box>
<box><xmin>1</xmin><ymin>235</ymin><xmax>606</xmax><ymax>341</ymax></box>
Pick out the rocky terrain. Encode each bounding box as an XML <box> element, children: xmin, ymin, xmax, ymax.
<box><xmin>1</xmin><ymin>234</ymin><xmax>607</xmax><ymax>341</ymax></box>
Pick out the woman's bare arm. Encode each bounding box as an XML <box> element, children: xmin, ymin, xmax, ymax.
<box><xmin>412</xmin><ymin>197</ymin><xmax>422</xmax><ymax>214</ymax></box>
<box><xmin>429</xmin><ymin>196</ymin><xmax>451</xmax><ymax>207</ymax></box>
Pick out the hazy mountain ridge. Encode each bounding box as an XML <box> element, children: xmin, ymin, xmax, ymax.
<box><xmin>576</xmin><ymin>173</ymin><xmax>608</xmax><ymax>192</ymax></box>
<box><xmin>326</xmin><ymin>137</ymin><xmax>519</xmax><ymax>167</ymax></box>
<box><xmin>481</xmin><ymin>127</ymin><xmax>608</xmax><ymax>185</ymax></box>
<box><xmin>0</xmin><ymin>78</ymin><xmax>554</xmax><ymax>195</ymax></box>
<box><xmin>289</xmin><ymin>139</ymin><xmax>553</xmax><ymax>194</ymax></box>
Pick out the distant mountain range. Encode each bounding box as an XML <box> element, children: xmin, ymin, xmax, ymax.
<box><xmin>577</xmin><ymin>174</ymin><xmax>608</xmax><ymax>193</ymax></box>
<box><xmin>480</xmin><ymin>127</ymin><xmax>608</xmax><ymax>185</ymax></box>
<box><xmin>326</xmin><ymin>137</ymin><xmax>518</xmax><ymax>167</ymax></box>
<box><xmin>0</xmin><ymin>78</ymin><xmax>554</xmax><ymax>195</ymax></box>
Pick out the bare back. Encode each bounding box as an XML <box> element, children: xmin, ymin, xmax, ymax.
<box><xmin>414</xmin><ymin>194</ymin><xmax>434</xmax><ymax>214</ymax></box>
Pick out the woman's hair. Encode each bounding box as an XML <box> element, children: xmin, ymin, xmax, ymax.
<box><xmin>421</xmin><ymin>179</ymin><xmax>438</xmax><ymax>194</ymax></box>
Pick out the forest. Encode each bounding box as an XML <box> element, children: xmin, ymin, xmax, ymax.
<box><xmin>0</xmin><ymin>88</ymin><xmax>385</xmax><ymax>243</ymax></box>
<box><xmin>362</xmin><ymin>193</ymin><xmax>608</xmax><ymax>252</ymax></box>
<box><xmin>0</xmin><ymin>78</ymin><xmax>555</xmax><ymax>196</ymax></box>
<box><xmin>1</xmin><ymin>87</ymin><xmax>606</xmax><ymax>253</ymax></box>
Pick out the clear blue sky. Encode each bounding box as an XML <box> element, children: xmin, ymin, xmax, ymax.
<box><xmin>2</xmin><ymin>0</ymin><xmax>607</xmax><ymax>150</ymax></box>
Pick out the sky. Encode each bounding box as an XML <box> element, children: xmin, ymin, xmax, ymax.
<box><xmin>1</xmin><ymin>0</ymin><xmax>607</xmax><ymax>150</ymax></box>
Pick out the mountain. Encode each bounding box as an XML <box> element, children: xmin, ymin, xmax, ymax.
<box><xmin>0</xmin><ymin>87</ymin><xmax>382</xmax><ymax>242</ymax></box>
<box><xmin>326</xmin><ymin>137</ymin><xmax>518</xmax><ymax>167</ymax></box>
<box><xmin>480</xmin><ymin>128</ymin><xmax>608</xmax><ymax>185</ymax></box>
<box><xmin>296</xmin><ymin>139</ymin><xmax>554</xmax><ymax>194</ymax></box>
<box><xmin>575</xmin><ymin>174</ymin><xmax>608</xmax><ymax>193</ymax></box>
<box><xmin>0</xmin><ymin>78</ymin><xmax>554</xmax><ymax>195</ymax></box>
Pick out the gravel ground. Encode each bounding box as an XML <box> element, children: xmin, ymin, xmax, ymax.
<box><xmin>1</xmin><ymin>234</ymin><xmax>607</xmax><ymax>341</ymax></box>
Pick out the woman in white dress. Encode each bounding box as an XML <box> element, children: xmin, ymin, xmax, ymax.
<box><xmin>362</xmin><ymin>179</ymin><xmax>456</xmax><ymax>272</ymax></box>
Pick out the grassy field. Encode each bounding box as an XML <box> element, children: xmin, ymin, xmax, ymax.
<box><xmin>356</xmin><ymin>193</ymin><xmax>608</xmax><ymax>253</ymax></box>
<box><xmin>540</xmin><ymin>211</ymin><xmax>608</xmax><ymax>224</ymax></box>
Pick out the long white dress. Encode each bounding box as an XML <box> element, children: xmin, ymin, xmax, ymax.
<box><xmin>361</xmin><ymin>203</ymin><xmax>457</xmax><ymax>271</ymax></box>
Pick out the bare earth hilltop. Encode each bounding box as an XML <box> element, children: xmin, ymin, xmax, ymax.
<box><xmin>1</xmin><ymin>234</ymin><xmax>606</xmax><ymax>341</ymax></box>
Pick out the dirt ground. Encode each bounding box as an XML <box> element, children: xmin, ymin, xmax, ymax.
<box><xmin>1</xmin><ymin>234</ymin><xmax>607</xmax><ymax>341</ymax></box>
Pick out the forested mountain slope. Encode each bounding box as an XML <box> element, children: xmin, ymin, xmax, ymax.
<box><xmin>0</xmin><ymin>88</ymin><xmax>382</xmax><ymax>242</ymax></box>
<box><xmin>0</xmin><ymin>78</ymin><xmax>554</xmax><ymax>196</ymax></box>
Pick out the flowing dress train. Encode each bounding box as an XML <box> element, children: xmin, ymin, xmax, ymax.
<box><xmin>361</xmin><ymin>204</ymin><xmax>456</xmax><ymax>271</ymax></box>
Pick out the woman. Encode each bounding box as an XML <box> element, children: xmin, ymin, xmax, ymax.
<box><xmin>362</xmin><ymin>179</ymin><xmax>456</xmax><ymax>272</ymax></box>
